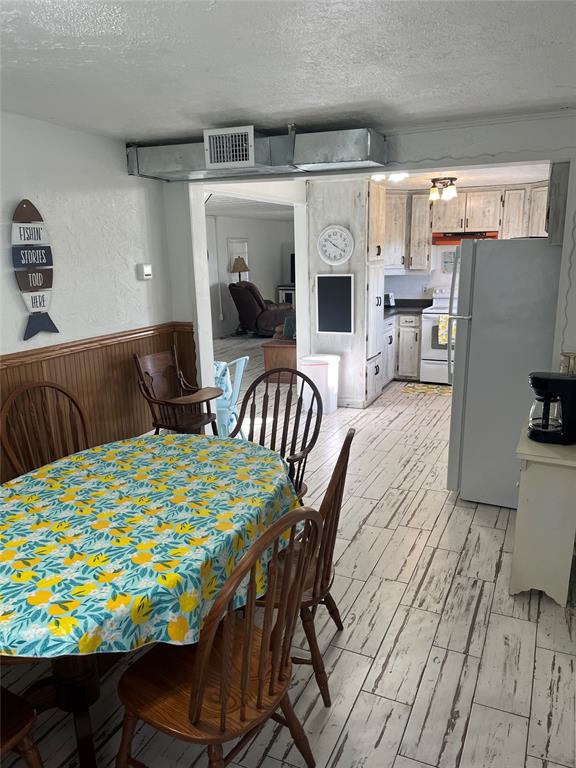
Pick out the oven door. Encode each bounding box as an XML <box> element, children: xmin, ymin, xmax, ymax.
<box><xmin>421</xmin><ymin>312</ymin><xmax>452</xmax><ymax>361</ymax></box>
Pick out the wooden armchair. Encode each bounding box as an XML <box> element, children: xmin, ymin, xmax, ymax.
<box><xmin>134</xmin><ymin>347</ymin><xmax>220</xmax><ymax>435</ymax></box>
<box><xmin>115</xmin><ymin>508</ymin><xmax>322</xmax><ymax>768</ymax></box>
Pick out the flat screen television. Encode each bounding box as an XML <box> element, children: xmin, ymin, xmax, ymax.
<box><xmin>316</xmin><ymin>274</ymin><xmax>354</xmax><ymax>334</ymax></box>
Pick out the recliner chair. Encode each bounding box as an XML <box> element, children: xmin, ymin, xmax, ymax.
<box><xmin>229</xmin><ymin>281</ymin><xmax>295</xmax><ymax>337</ymax></box>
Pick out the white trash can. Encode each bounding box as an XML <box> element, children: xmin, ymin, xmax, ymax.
<box><xmin>299</xmin><ymin>354</ymin><xmax>340</xmax><ymax>414</ymax></box>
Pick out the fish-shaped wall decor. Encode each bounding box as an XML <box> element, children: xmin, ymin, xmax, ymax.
<box><xmin>12</xmin><ymin>199</ymin><xmax>58</xmax><ymax>341</ymax></box>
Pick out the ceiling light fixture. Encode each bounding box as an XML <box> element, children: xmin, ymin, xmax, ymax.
<box><xmin>430</xmin><ymin>177</ymin><xmax>458</xmax><ymax>202</ymax></box>
<box><xmin>371</xmin><ymin>173</ymin><xmax>386</xmax><ymax>182</ymax></box>
<box><xmin>389</xmin><ymin>172</ymin><xmax>409</xmax><ymax>183</ymax></box>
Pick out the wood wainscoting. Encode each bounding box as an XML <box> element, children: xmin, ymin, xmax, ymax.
<box><xmin>0</xmin><ymin>322</ymin><xmax>197</xmax><ymax>482</ymax></box>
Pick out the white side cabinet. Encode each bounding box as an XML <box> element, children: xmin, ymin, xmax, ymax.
<box><xmin>397</xmin><ymin>315</ymin><xmax>420</xmax><ymax>379</ymax></box>
<box><xmin>528</xmin><ymin>186</ymin><xmax>548</xmax><ymax>237</ymax></box>
<box><xmin>383</xmin><ymin>193</ymin><xmax>408</xmax><ymax>268</ymax></box>
<box><xmin>510</xmin><ymin>430</ymin><xmax>576</xmax><ymax>607</ymax></box>
<box><xmin>366</xmin><ymin>264</ymin><xmax>385</xmax><ymax>360</ymax></box>
<box><xmin>366</xmin><ymin>353</ymin><xmax>384</xmax><ymax>404</ymax></box>
<box><xmin>464</xmin><ymin>190</ymin><xmax>502</xmax><ymax>231</ymax></box>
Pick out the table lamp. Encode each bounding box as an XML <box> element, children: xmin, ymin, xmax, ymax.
<box><xmin>230</xmin><ymin>256</ymin><xmax>249</xmax><ymax>282</ymax></box>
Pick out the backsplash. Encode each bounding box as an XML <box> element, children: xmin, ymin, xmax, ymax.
<box><xmin>386</xmin><ymin>270</ymin><xmax>452</xmax><ymax>299</ymax></box>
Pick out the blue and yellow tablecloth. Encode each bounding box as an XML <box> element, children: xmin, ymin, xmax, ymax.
<box><xmin>0</xmin><ymin>434</ymin><xmax>299</xmax><ymax>657</ymax></box>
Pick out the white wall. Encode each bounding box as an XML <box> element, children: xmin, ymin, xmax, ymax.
<box><xmin>1</xmin><ymin>112</ymin><xmax>171</xmax><ymax>354</ymax></box>
<box><xmin>206</xmin><ymin>215</ymin><xmax>294</xmax><ymax>338</ymax></box>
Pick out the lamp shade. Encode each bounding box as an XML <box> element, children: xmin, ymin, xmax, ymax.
<box><xmin>230</xmin><ymin>256</ymin><xmax>249</xmax><ymax>274</ymax></box>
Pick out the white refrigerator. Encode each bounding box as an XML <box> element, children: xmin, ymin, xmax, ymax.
<box><xmin>447</xmin><ymin>238</ymin><xmax>562</xmax><ymax>508</ymax></box>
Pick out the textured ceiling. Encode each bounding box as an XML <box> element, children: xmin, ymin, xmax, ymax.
<box><xmin>205</xmin><ymin>194</ymin><xmax>293</xmax><ymax>220</ymax></box>
<box><xmin>2</xmin><ymin>1</ymin><xmax>576</xmax><ymax>143</ymax></box>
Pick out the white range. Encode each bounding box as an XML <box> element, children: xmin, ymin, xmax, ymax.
<box><xmin>420</xmin><ymin>287</ymin><xmax>454</xmax><ymax>385</ymax></box>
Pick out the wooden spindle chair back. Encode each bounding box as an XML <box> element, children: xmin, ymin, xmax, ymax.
<box><xmin>229</xmin><ymin>368</ymin><xmax>322</xmax><ymax>495</ymax></box>
<box><xmin>188</xmin><ymin>507</ymin><xmax>322</xmax><ymax>731</ymax></box>
<box><xmin>0</xmin><ymin>382</ymin><xmax>91</xmax><ymax>476</ymax></box>
<box><xmin>314</xmin><ymin>428</ymin><xmax>355</xmax><ymax>599</ymax></box>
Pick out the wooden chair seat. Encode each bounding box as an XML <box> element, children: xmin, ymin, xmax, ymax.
<box><xmin>1</xmin><ymin>687</ymin><xmax>43</xmax><ymax>766</ymax></box>
<box><xmin>151</xmin><ymin>410</ymin><xmax>217</xmax><ymax>435</ymax></box>
<box><xmin>118</xmin><ymin>615</ymin><xmax>287</xmax><ymax>743</ymax></box>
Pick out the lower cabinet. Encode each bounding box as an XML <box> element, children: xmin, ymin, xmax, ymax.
<box><xmin>397</xmin><ymin>316</ymin><xmax>420</xmax><ymax>380</ymax></box>
<box><xmin>383</xmin><ymin>317</ymin><xmax>397</xmax><ymax>386</ymax></box>
<box><xmin>366</xmin><ymin>352</ymin><xmax>384</xmax><ymax>403</ymax></box>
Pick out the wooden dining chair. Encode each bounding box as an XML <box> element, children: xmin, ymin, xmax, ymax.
<box><xmin>263</xmin><ymin>428</ymin><xmax>355</xmax><ymax>707</ymax></box>
<box><xmin>0</xmin><ymin>382</ymin><xmax>91</xmax><ymax>476</ymax></box>
<box><xmin>1</xmin><ymin>687</ymin><xmax>44</xmax><ymax>767</ymax></box>
<box><xmin>229</xmin><ymin>368</ymin><xmax>322</xmax><ymax>498</ymax></box>
<box><xmin>115</xmin><ymin>507</ymin><xmax>322</xmax><ymax>768</ymax></box>
<box><xmin>134</xmin><ymin>348</ymin><xmax>219</xmax><ymax>435</ymax></box>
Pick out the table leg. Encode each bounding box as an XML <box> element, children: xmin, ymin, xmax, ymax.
<box><xmin>52</xmin><ymin>656</ymin><xmax>100</xmax><ymax>768</ymax></box>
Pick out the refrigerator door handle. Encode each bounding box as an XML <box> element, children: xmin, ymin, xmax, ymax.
<box><xmin>447</xmin><ymin>315</ymin><xmax>472</xmax><ymax>385</ymax></box>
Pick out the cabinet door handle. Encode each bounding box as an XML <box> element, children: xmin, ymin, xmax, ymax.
<box><xmin>401</xmin><ymin>255</ymin><xmax>405</xmax><ymax>265</ymax></box>
<box><xmin>465</xmin><ymin>217</ymin><xmax>469</xmax><ymax>229</ymax></box>
<box><xmin>460</xmin><ymin>218</ymin><xmax>463</xmax><ymax>228</ymax></box>
<box><xmin>376</xmin><ymin>245</ymin><xmax>381</xmax><ymax>256</ymax></box>
<box><xmin>415</xmin><ymin>332</ymin><xmax>418</xmax><ymax>342</ymax></box>
<box><xmin>375</xmin><ymin>365</ymin><xmax>380</xmax><ymax>374</ymax></box>
<box><xmin>388</xmin><ymin>335</ymin><xmax>393</xmax><ymax>345</ymax></box>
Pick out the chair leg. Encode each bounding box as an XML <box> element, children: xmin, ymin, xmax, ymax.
<box><xmin>207</xmin><ymin>743</ymin><xmax>225</xmax><ymax>768</ymax></box>
<box><xmin>211</xmin><ymin>417</ymin><xmax>218</xmax><ymax>436</ymax></box>
<box><xmin>300</xmin><ymin>607</ymin><xmax>331</xmax><ymax>707</ymax></box>
<box><xmin>323</xmin><ymin>592</ymin><xmax>344</xmax><ymax>632</ymax></box>
<box><xmin>115</xmin><ymin>711</ymin><xmax>139</xmax><ymax>768</ymax></box>
<box><xmin>154</xmin><ymin>426</ymin><xmax>160</xmax><ymax>436</ymax></box>
<box><xmin>280</xmin><ymin>693</ymin><xmax>315</xmax><ymax>768</ymax></box>
<box><xmin>17</xmin><ymin>736</ymin><xmax>44</xmax><ymax>768</ymax></box>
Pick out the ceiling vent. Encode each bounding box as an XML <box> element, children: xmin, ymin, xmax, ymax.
<box><xmin>127</xmin><ymin>127</ymin><xmax>387</xmax><ymax>182</ymax></box>
<box><xmin>203</xmin><ymin>126</ymin><xmax>256</xmax><ymax>169</ymax></box>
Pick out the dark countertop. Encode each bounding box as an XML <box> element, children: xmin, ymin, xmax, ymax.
<box><xmin>384</xmin><ymin>299</ymin><xmax>432</xmax><ymax>319</ymax></box>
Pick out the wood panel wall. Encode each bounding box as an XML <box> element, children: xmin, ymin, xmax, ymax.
<box><xmin>0</xmin><ymin>322</ymin><xmax>197</xmax><ymax>482</ymax></box>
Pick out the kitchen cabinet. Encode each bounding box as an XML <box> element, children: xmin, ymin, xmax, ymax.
<box><xmin>528</xmin><ymin>186</ymin><xmax>548</xmax><ymax>237</ymax></box>
<box><xmin>397</xmin><ymin>315</ymin><xmax>420</xmax><ymax>379</ymax></box>
<box><xmin>432</xmin><ymin>194</ymin><xmax>467</xmax><ymax>233</ymax></box>
<box><xmin>366</xmin><ymin>353</ymin><xmax>384</xmax><ymax>403</ymax></box>
<box><xmin>383</xmin><ymin>193</ymin><xmax>408</xmax><ymax>268</ymax></box>
<box><xmin>366</xmin><ymin>263</ymin><xmax>385</xmax><ymax>360</ymax></box>
<box><xmin>409</xmin><ymin>194</ymin><xmax>431</xmax><ymax>270</ymax></box>
<box><xmin>501</xmin><ymin>188</ymin><xmax>526</xmax><ymax>239</ymax></box>
<box><xmin>546</xmin><ymin>163</ymin><xmax>568</xmax><ymax>245</ymax></box>
<box><xmin>368</xmin><ymin>182</ymin><xmax>386</xmax><ymax>262</ymax></box>
<box><xmin>383</xmin><ymin>316</ymin><xmax>397</xmax><ymax>386</ymax></box>
<box><xmin>465</xmin><ymin>190</ymin><xmax>502</xmax><ymax>231</ymax></box>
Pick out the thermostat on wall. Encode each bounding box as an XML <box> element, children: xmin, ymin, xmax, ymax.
<box><xmin>137</xmin><ymin>263</ymin><xmax>153</xmax><ymax>280</ymax></box>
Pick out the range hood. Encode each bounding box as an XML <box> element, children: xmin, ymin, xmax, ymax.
<box><xmin>127</xmin><ymin>127</ymin><xmax>387</xmax><ymax>182</ymax></box>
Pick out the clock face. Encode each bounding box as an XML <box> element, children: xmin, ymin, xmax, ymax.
<box><xmin>317</xmin><ymin>225</ymin><xmax>354</xmax><ymax>265</ymax></box>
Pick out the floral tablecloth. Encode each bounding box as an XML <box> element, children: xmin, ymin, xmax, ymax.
<box><xmin>0</xmin><ymin>434</ymin><xmax>299</xmax><ymax>657</ymax></box>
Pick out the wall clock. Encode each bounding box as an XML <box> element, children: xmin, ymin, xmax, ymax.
<box><xmin>317</xmin><ymin>225</ymin><xmax>354</xmax><ymax>266</ymax></box>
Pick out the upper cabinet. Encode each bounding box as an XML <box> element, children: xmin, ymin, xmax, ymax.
<box><xmin>409</xmin><ymin>194</ymin><xmax>432</xmax><ymax>270</ymax></box>
<box><xmin>432</xmin><ymin>195</ymin><xmax>467</xmax><ymax>233</ymax></box>
<box><xmin>465</xmin><ymin>190</ymin><xmax>502</xmax><ymax>231</ymax></box>
<box><xmin>501</xmin><ymin>189</ymin><xmax>526</xmax><ymax>239</ymax></box>
<box><xmin>368</xmin><ymin>182</ymin><xmax>386</xmax><ymax>262</ymax></box>
<box><xmin>528</xmin><ymin>186</ymin><xmax>548</xmax><ymax>237</ymax></box>
<box><xmin>432</xmin><ymin>189</ymin><xmax>502</xmax><ymax>233</ymax></box>
<box><xmin>383</xmin><ymin>193</ymin><xmax>408</xmax><ymax>268</ymax></box>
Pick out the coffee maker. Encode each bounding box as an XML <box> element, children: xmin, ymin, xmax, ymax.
<box><xmin>528</xmin><ymin>371</ymin><xmax>576</xmax><ymax>445</ymax></box>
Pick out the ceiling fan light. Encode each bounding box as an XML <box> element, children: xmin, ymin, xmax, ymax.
<box><xmin>429</xmin><ymin>185</ymin><xmax>440</xmax><ymax>202</ymax></box>
<box><xmin>442</xmin><ymin>184</ymin><xmax>458</xmax><ymax>201</ymax></box>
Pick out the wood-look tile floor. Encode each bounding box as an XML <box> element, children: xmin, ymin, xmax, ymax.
<box><xmin>3</xmin><ymin>336</ymin><xmax>575</xmax><ymax>768</ymax></box>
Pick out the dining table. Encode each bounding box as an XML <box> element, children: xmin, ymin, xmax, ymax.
<box><xmin>0</xmin><ymin>432</ymin><xmax>299</xmax><ymax>767</ymax></box>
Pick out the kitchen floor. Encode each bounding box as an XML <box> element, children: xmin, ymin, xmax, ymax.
<box><xmin>4</xmin><ymin>337</ymin><xmax>575</xmax><ymax>768</ymax></box>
